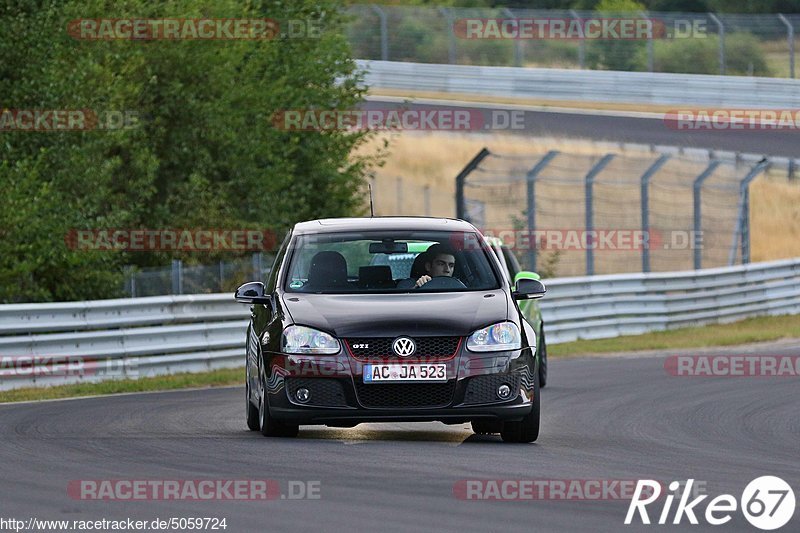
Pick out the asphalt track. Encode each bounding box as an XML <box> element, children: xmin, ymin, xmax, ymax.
<box><xmin>2</xmin><ymin>341</ymin><xmax>798</xmax><ymax>532</ymax></box>
<box><xmin>365</xmin><ymin>98</ymin><xmax>800</xmax><ymax>158</ymax></box>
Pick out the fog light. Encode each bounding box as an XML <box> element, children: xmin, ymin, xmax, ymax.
<box><xmin>497</xmin><ymin>384</ymin><xmax>511</xmax><ymax>399</ymax></box>
<box><xmin>296</xmin><ymin>388</ymin><xmax>310</xmax><ymax>403</ymax></box>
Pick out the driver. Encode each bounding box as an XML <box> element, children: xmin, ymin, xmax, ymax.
<box><xmin>415</xmin><ymin>244</ymin><xmax>456</xmax><ymax>287</ymax></box>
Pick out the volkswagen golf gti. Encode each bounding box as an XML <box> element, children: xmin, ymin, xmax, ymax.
<box><xmin>234</xmin><ymin>217</ymin><xmax>546</xmax><ymax>443</ymax></box>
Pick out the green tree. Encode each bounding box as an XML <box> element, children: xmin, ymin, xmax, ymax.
<box><xmin>0</xmin><ymin>0</ymin><xmax>381</xmax><ymax>302</ymax></box>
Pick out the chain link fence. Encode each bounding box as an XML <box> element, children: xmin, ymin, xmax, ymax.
<box><xmin>123</xmin><ymin>254</ymin><xmax>272</xmax><ymax>297</ymax></box>
<box><xmin>455</xmin><ymin>147</ymin><xmax>769</xmax><ymax>278</ymax></box>
<box><xmin>346</xmin><ymin>5</ymin><xmax>800</xmax><ymax>78</ymax></box>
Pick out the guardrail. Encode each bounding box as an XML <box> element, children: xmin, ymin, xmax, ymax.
<box><xmin>358</xmin><ymin>60</ymin><xmax>800</xmax><ymax>107</ymax></box>
<box><xmin>1</xmin><ymin>258</ymin><xmax>798</xmax><ymax>390</ymax></box>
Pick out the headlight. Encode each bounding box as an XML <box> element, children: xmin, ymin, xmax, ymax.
<box><xmin>281</xmin><ymin>325</ymin><xmax>340</xmax><ymax>354</ymax></box>
<box><xmin>467</xmin><ymin>322</ymin><xmax>521</xmax><ymax>352</ymax></box>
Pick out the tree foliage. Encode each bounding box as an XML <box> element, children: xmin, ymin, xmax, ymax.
<box><xmin>1</xmin><ymin>0</ymin><xmax>381</xmax><ymax>302</ymax></box>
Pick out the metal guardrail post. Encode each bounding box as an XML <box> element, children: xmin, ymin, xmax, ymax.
<box><xmin>729</xmin><ymin>160</ymin><xmax>770</xmax><ymax>266</ymax></box>
<box><xmin>438</xmin><ymin>7</ymin><xmax>457</xmax><ymax>64</ymax></box>
<box><xmin>525</xmin><ymin>151</ymin><xmax>560</xmax><ymax>271</ymax></box>
<box><xmin>778</xmin><ymin>14</ymin><xmax>795</xmax><ymax>79</ymax></box>
<box><xmin>455</xmin><ymin>148</ymin><xmax>491</xmax><ymax>220</ymax></box>
<box><xmin>584</xmin><ymin>154</ymin><xmax>615</xmax><ymax>276</ymax></box>
<box><xmin>570</xmin><ymin>10</ymin><xmax>586</xmax><ymax>69</ymax></box>
<box><xmin>692</xmin><ymin>161</ymin><xmax>721</xmax><ymax>270</ymax></box>
<box><xmin>502</xmin><ymin>8</ymin><xmax>523</xmax><ymax>67</ymax></box>
<box><xmin>370</xmin><ymin>5</ymin><xmax>389</xmax><ymax>61</ymax></box>
<box><xmin>171</xmin><ymin>259</ymin><xmax>183</xmax><ymax>295</ymax></box>
<box><xmin>709</xmin><ymin>13</ymin><xmax>726</xmax><ymax>75</ymax></box>
<box><xmin>639</xmin><ymin>154</ymin><xmax>670</xmax><ymax>273</ymax></box>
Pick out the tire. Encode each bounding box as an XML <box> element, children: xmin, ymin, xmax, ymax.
<box><xmin>246</xmin><ymin>360</ymin><xmax>260</xmax><ymax>431</ymax></box>
<box><xmin>471</xmin><ymin>420</ymin><xmax>503</xmax><ymax>435</ymax></box>
<box><xmin>538</xmin><ymin>327</ymin><xmax>548</xmax><ymax>389</ymax></box>
<box><xmin>258</xmin><ymin>359</ymin><xmax>299</xmax><ymax>438</ymax></box>
<box><xmin>501</xmin><ymin>367</ymin><xmax>540</xmax><ymax>443</ymax></box>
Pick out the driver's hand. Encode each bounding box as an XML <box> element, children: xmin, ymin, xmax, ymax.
<box><xmin>415</xmin><ymin>275</ymin><xmax>431</xmax><ymax>287</ymax></box>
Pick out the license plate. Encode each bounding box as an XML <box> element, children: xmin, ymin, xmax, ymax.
<box><xmin>363</xmin><ymin>364</ymin><xmax>447</xmax><ymax>383</ymax></box>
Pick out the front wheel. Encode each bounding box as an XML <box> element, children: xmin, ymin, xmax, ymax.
<box><xmin>258</xmin><ymin>360</ymin><xmax>299</xmax><ymax>438</ymax></box>
<box><xmin>538</xmin><ymin>327</ymin><xmax>548</xmax><ymax>388</ymax></box>
<box><xmin>246</xmin><ymin>360</ymin><xmax>260</xmax><ymax>431</ymax></box>
<box><xmin>501</xmin><ymin>368</ymin><xmax>540</xmax><ymax>443</ymax></box>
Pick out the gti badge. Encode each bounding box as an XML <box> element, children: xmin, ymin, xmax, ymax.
<box><xmin>393</xmin><ymin>337</ymin><xmax>416</xmax><ymax>357</ymax></box>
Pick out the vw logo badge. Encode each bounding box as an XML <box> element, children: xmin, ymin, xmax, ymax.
<box><xmin>393</xmin><ymin>337</ymin><xmax>416</xmax><ymax>357</ymax></box>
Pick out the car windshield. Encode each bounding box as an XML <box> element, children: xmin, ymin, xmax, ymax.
<box><xmin>284</xmin><ymin>230</ymin><xmax>501</xmax><ymax>293</ymax></box>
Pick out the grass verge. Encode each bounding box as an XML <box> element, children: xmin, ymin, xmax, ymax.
<box><xmin>0</xmin><ymin>367</ymin><xmax>241</xmax><ymax>404</ymax></box>
<box><xmin>550</xmin><ymin>314</ymin><xmax>800</xmax><ymax>357</ymax></box>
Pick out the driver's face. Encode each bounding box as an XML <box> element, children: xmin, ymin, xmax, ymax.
<box><xmin>426</xmin><ymin>253</ymin><xmax>455</xmax><ymax>277</ymax></box>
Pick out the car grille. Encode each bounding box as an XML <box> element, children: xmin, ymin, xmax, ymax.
<box><xmin>345</xmin><ymin>336</ymin><xmax>461</xmax><ymax>360</ymax></box>
<box><xmin>463</xmin><ymin>373</ymin><xmax>521</xmax><ymax>405</ymax></box>
<box><xmin>354</xmin><ymin>381</ymin><xmax>457</xmax><ymax>408</ymax></box>
<box><xmin>285</xmin><ymin>378</ymin><xmax>348</xmax><ymax>407</ymax></box>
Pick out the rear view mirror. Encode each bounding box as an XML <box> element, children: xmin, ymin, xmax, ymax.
<box><xmin>513</xmin><ymin>278</ymin><xmax>546</xmax><ymax>300</ymax></box>
<box><xmin>369</xmin><ymin>240</ymin><xmax>409</xmax><ymax>254</ymax></box>
<box><xmin>234</xmin><ymin>281</ymin><xmax>272</xmax><ymax>305</ymax></box>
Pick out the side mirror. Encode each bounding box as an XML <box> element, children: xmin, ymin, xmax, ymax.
<box><xmin>234</xmin><ymin>281</ymin><xmax>272</xmax><ymax>306</ymax></box>
<box><xmin>513</xmin><ymin>277</ymin><xmax>546</xmax><ymax>300</ymax></box>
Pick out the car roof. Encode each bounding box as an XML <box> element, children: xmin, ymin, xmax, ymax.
<box><xmin>292</xmin><ymin>217</ymin><xmax>478</xmax><ymax>235</ymax></box>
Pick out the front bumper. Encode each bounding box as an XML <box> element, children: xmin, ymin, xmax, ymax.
<box><xmin>264</xmin><ymin>346</ymin><xmax>536</xmax><ymax>426</ymax></box>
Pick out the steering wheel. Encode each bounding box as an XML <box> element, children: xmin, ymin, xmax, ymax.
<box><xmin>416</xmin><ymin>276</ymin><xmax>467</xmax><ymax>290</ymax></box>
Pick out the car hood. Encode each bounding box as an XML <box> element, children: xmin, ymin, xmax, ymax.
<box><xmin>281</xmin><ymin>290</ymin><xmax>509</xmax><ymax>338</ymax></box>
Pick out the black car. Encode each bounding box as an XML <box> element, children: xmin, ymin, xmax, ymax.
<box><xmin>235</xmin><ymin>217</ymin><xmax>546</xmax><ymax>443</ymax></box>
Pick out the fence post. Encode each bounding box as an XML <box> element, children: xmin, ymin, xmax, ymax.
<box><xmin>639</xmin><ymin>154</ymin><xmax>670</xmax><ymax>273</ymax></box>
<box><xmin>455</xmin><ymin>148</ymin><xmax>491</xmax><ymax>220</ymax></box>
<box><xmin>438</xmin><ymin>7</ymin><xmax>457</xmax><ymax>64</ymax></box>
<box><xmin>502</xmin><ymin>7</ymin><xmax>523</xmax><ymax>67</ymax></box>
<box><xmin>396</xmin><ymin>177</ymin><xmax>403</xmax><ymax>214</ymax></box>
<box><xmin>525</xmin><ymin>151</ymin><xmax>560</xmax><ymax>271</ymax></box>
<box><xmin>570</xmin><ymin>10</ymin><xmax>586</xmax><ymax>69</ymax></box>
<box><xmin>252</xmin><ymin>252</ymin><xmax>263</xmax><ymax>281</ymax></box>
<box><xmin>692</xmin><ymin>160</ymin><xmax>721</xmax><ymax>270</ymax></box>
<box><xmin>370</xmin><ymin>5</ymin><xmax>389</xmax><ymax>61</ymax></box>
<box><xmin>171</xmin><ymin>259</ymin><xmax>183</xmax><ymax>295</ymax></box>
<box><xmin>640</xmin><ymin>10</ymin><xmax>654</xmax><ymax>72</ymax></box>
<box><xmin>728</xmin><ymin>160</ymin><xmax>770</xmax><ymax>266</ymax></box>
<box><xmin>709</xmin><ymin>13</ymin><xmax>726</xmax><ymax>75</ymax></box>
<box><xmin>584</xmin><ymin>154</ymin><xmax>615</xmax><ymax>276</ymax></box>
<box><xmin>778</xmin><ymin>14</ymin><xmax>795</xmax><ymax>79</ymax></box>
<box><xmin>423</xmin><ymin>185</ymin><xmax>431</xmax><ymax>216</ymax></box>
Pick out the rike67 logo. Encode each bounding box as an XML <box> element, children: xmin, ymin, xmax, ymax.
<box><xmin>626</xmin><ymin>477</ymin><xmax>796</xmax><ymax>530</ymax></box>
